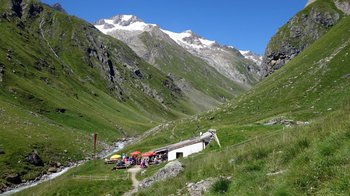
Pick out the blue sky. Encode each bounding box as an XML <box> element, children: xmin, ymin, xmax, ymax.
<box><xmin>42</xmin><ymin>0</ymin><xmax>306</xmax><ymax>54</ymax></box>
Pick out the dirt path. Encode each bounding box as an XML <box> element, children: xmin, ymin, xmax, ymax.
<box><xmin>123</xmin><ymin>167</ymin><xmax>142</xmax><ymax>196</ymax></box>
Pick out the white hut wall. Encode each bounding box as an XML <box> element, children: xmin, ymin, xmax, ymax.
<box><xmin>168</xmin><ymin>142</ymin><xmax>204</xmax><ymax>161</ymax></box>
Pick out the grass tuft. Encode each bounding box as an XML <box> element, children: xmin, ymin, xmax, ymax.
<box><xmin>210</xmin><ymin>178</ymin><xmax>231</xmax><ymax>194</ymax></box>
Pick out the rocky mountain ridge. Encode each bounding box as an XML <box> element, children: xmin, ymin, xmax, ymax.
<box><xmin>95</xmin><ymin>15</ymin><xmax>262</xmax><ymax>84</ymax></box>
<box><xmin>262</xmin><ymin>0</ymin><xmax>350</xmax><ymax>76</ymax></box>
<box><xmin>94</xmin><ymin>14</ymin><xmax>264</xmax><ymax>110</ymax></box>
<box><xmin>238</xmin><ymin>50</ymin><xmax>262</xmax><ymax>65</ymax></box>
<box><xmin>51</xmin><ymin>3</ymin><xmax>66</xmax><ymax>13</ymax></box>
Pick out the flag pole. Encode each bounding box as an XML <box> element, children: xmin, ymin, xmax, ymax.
<box><xmin>93</xmin><ymin>132</ymin><xmax>97</xmax><ymax>165</ymax></box>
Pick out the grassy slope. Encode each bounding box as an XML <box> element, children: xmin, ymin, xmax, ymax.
<box><xmin>137</xmin><ymin>105</ymin><xmax>350</xmax><ymax>195</ymax></box>
<box><xmin>15</xmin><ymin>160</ymin><xmax>132</xmax><ymax>196</ymax></box>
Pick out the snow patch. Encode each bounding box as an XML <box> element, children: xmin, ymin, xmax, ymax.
<box><xmin>161</xmin><ymin>29</ymin><xmax>216</xmax><ymax>50</ymax></box>
<box><xmin>122</xmin><ymin>15</ymin><xmax>133</xmax><ymax>21</ymax></box>
<box><xmin>95</xmin><ymin>15</ymin><xmax>156</xmax><ymax>34</ymax></box>
<box><xmin>239</xmin><ymin>50</ymin><xmax>263</xmax><ymax>65</ymax></box>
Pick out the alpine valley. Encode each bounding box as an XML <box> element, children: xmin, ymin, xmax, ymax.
<box><xmin>0</xmin><ymin>0</ymin><xmax>349</xmax><ymax>195</ymax></box>
<box><xmin>94</xmin><ymin>15</ymin><xmax>263</xmax><ymax>111</ymax></box>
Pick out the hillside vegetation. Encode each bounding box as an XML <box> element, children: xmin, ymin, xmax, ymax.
<box><xmin>124</xmin><ymin>10</ymin><xmax>350</xmax><ymax>152</ymax></box>
<box><xmin>2</xmin><ymin>0</ymin><xmax>350</xmax><ymax>195</ymax></box>
<box><xmin>14</xmin><ymin>2</ymin><xmax>350</xmax><ymax>196</ymax></box>
<box><xmin>127</xmin><ymin>11</ymin><xmax>350</xmax><ymax>195</ymax></box>
<box><xmin>0</xmin><ymin>0</ymin><xmax>218</xmax><ymax>189</ymax></box>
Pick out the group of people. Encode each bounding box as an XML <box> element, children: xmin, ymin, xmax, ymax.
<box><xmin>111</xmin><ymin>154</ymin><xmax>136</xmax><ymax>170</ymax></box>
<box><xmin>140</xmin><ymin>153</ymin><xmax>168</xmax><ymax>168</ymax></box>
<box><xmin>110</xmin><ymin>152</ymin><xmax>168</xmax><ymax>170</ymax></box>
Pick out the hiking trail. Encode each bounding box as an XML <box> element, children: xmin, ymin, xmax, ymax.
<box><xmin>123</xmin><ymin>167</ymin><xmax>142</xmax><ymax>196</ymax></box>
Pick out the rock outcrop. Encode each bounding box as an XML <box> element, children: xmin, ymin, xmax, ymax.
<box><xmin>186</xmin><ymin>178</ymin><xmax>216</xmax><ymax>196</ymax></box>
<box><xmin>334</xmin><ymin>0</ymin><xmax>350</xmax><ymax>15</ymax></box>
<box><xmin>51</xmin><ymin>3</ymin><xmax>67</xmax><ymax>14</ymax></box>
<box><xmin>138</xmin><ymin>160</ymin><xmax>184</xmax><ymax>189</ymax></box>
<box><xmin>5</xmin><ymin>174</ymin><xmax>21</xmax><ymax>184</ymax></box>
<box><xmin>26</xmin><ymin>151</ymin><xmax>44</xmax><ymax>166</ymax></box>
<box><xmin>9</xmin><ymin>0</ymin><xmax>24</xmax><ymax>18</ymax></box>
<box><xmin>262</xmin><ymin>0</ymin><xmax>348</xmax><ymax>76</ymax></box>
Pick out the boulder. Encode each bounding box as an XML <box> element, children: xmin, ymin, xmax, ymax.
<box><xmin>133</xmin><ymin>69</ymin><xmax>143</xmax><ymax>78</ymax></box>
<box><xmin>0</xmin><ymin>183</ymin><xmax>8</xmax><ymax>194</ymax></box>
<box><xmin>187</xmin><ymin>178</ymin><xmax>215</xmax><ymax>196</ymax></box>
<box><xmin>342</xmin><ymin>73</ymin><xmax>350</xmax><ymax>79</ymax></box>
<box><xmin>26</xmin><ymin>151</ymin><xmax>44</xmax><ymax>166</ymax></box>
<box><xmin>6</xmin><ymin>174</ymin><xmax>21</xmax><ymax>184</ymax></box>
<box><xmin>47</xmin><ymin>167</ymin><xmax>57</xmax><ymax>173</ymax></box>
<box><xmin>139</xmin><ymin>160</ymin><xmax>184</xmax><ymax>189</ymax></box>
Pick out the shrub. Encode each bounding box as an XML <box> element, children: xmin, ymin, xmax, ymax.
<box><xmin>211</xmin><ymin>178</ymin><xmax>231</xmax><ymax>194</ymax></box>
<box><xmin>253</xmin><ymin>148</ymin><xmax>269</xmax><ymax>160</ymax></box>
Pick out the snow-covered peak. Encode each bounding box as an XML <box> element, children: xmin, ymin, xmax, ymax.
<box><xmin>161</xmin><ymin>29</ymin><xmax>216</xmax><ymax>50</ymax></box>
<box><xmin>239</xmin><ymin>50</ymin><xmax>263</xmax><ymax>65</ymax></box>
<box><xmin>183</xmin><ymin>30</ymin><xmax>194</xmax><ymax>34</ymax></box>
<box><xmin>94</xmin><ymin>14</ymin><xmax>156</xmax><ymax>34</ymax></box>
<box><xmin>110</xmin><ymin>15</ymin><xmax>143</xmax><ymax>26</ymax></box>
<box><xmin>120</xmin><ymin>15</ymin><xmax>133</xmax><ymax>21</ymax></box>
<box><xmin>94</xmin><ymin>14</ymin><xmax>261</xmax><ymax>66</ymax></box>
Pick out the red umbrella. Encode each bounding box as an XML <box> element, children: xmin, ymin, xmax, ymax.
<box><xmin>142</xmin><ymin>152</ymin><xmax>156</xmax><ymax>157</ymax></box>
<box><xmin>130</xmin><ymin>151</ymin><xmax>141</xmax><ymax>156</ymax></box>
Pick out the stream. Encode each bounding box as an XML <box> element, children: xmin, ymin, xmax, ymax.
<box><xmin>1</xmin><ymin>141</ymin><xmax>128</xmax><ymax>196</ymax></box>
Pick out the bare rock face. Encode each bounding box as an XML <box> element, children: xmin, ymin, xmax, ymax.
<box><xmin>334</xmin><ymin>0</ymin><xmax>350</xmax><ymax>15</ymax></box>
<box><xmin>111</xmin><ymin>15</ymin><xmax>143</xmax><ymax>26</ymax></box>
<box><xmin>51</xmin><ymin>3</ymin><xmax>67</xmax><ymax>14</ymax></box>
<box><xmin>7</xmin><ymin>0</ymin><xmax>43</xmax><ymax>19</ymax></box>
<box><xmin>9</xmin><ymin>0</ymin><xmax>24</xmax><ymax>18</ymax></box>
<box><xmin>139</xmin><ymin>160</ymin><xmax>184</xmax><ymax>189</ymax></box>
<box><xmin>261</xmin><ymin>0</ymin><xmax>343</xmax><ymax>77</ymax></box>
